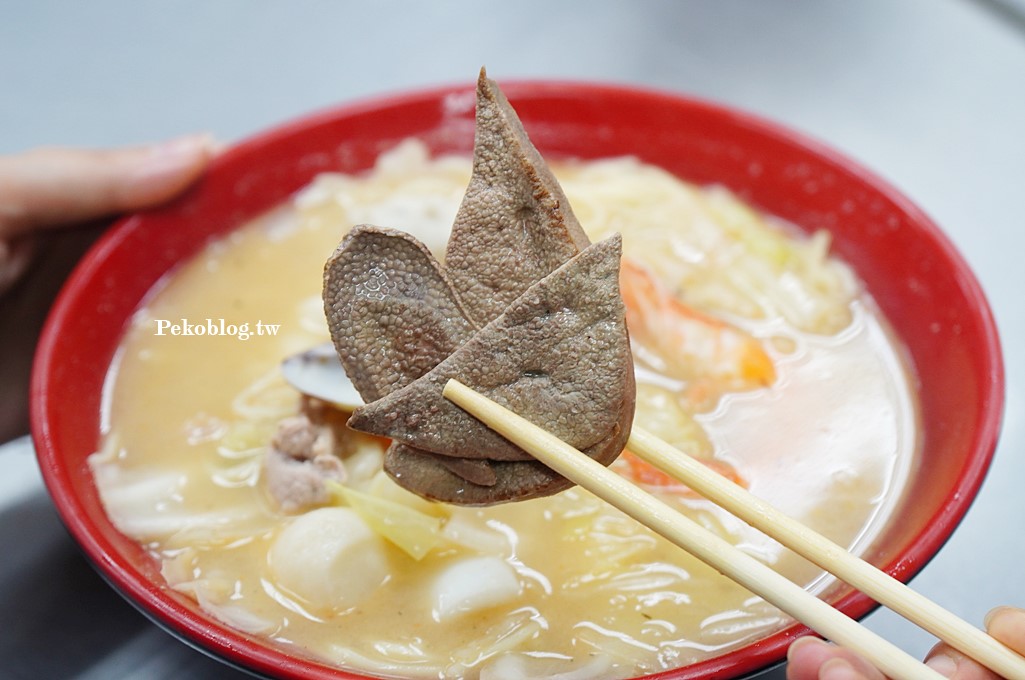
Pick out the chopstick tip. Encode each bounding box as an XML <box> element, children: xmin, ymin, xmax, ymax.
<box><xmin>442</xmin><ymin>378</ymin><xmax>463</xmax><ymax>398</ymax></box>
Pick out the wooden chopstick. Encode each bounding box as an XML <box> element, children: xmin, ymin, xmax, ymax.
<box><xmin>443</xmin><ymin>379</ymin><xmax>945</xmax><ymax>680</ymax></box>
<box><xmin>627</xmin><ymin>427</ymin><xmax>1025</xmax><ymax>680</ymax></box>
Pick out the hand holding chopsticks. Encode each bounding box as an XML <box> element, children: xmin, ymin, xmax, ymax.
<box><xmin>443</xmin><ymin>379</ymin><xmax>1025</xmax><ymax>680</ymax></box>
<box><xmin>628</xmin><ymin>427</ymin><xmax>1025</xmax><ymax>680</ymax></box>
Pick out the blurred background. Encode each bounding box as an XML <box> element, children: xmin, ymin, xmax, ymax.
<box><xmin>2</xmin><ymin>1</ymin><xmax>1023</xmax><ymax>678</ymax></box>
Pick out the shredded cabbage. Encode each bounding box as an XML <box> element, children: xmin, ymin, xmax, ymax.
<box><xmin>330</xmin><ymin>481</ymin><xmax>445</xmax><ymax>560</ymax></box>
<box><xmin>558</xmin><ymin>157</ymin><xmax>859</xmax><ymax>334</ymax></box>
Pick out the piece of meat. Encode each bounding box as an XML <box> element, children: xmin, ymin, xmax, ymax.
<box><xmin>445</xmin><ymin>67</ymin><xmax>591</xmax><ymax>326</ymax></box>
<box><xmin>322</xmin><ymin>71</ymin><xmax>635</xmax><ymax>505</ymax></box>
<box><xmin>323</xmin><ymin>225</ymin><xmax>481</xmax><ymax>482</ymax></box>
<box><xmin>384</xmin><ymin>445</ymin><xmax>574</xmax><ymax>504</ymax></box>
<box><xmin>348</xmin><ymin>236</ymin><xmax>634</xmax><ymax>500</ymax></box>
<box><xmin>300</xmin><ymin>395</ymin><xmax>351</xmax><ymax>443</ymax></box>
<box><xmin>323</xmin><ymin>225</ymin><xmax>483</xmax><ymax>484</ymax></box>
<box><xmin>263</xmin><ymin>415</ymin><xmax>346</xmax><ymax>513</ymax></box>
<box><xmin>271</xmin><ymin>415</ymin><xmax>320</xmax><ymax>460</ymax></box>
<box><xmin>324</xmin><ymin>226</ymin><xmax>476</xmax><ymax>403</ymax></box>
<box><xmin>425</xmin><ymin>449</ymin><xmax>498</xmax><ymax>487</ymax></box>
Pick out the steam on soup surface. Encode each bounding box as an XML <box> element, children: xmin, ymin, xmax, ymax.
<box><xmin>91</xmin><ymin>141</ymin><xmax>918</xmax><ymax>679</ymax></box>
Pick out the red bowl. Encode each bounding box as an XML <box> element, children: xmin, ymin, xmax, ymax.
<box><xmin>30</xmin><ymin>80</ymin><xmax>1004</xmax><ymax>679</ymax></box>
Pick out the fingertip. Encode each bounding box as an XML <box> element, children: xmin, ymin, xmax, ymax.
<box><xmin>152</xmin><ymin>132</ymin><xmax>220</xmax><ymax>160</ymax></box>
<box><xmin>924</xmin><ymin>652</ymin><xmax>957</xmax><ymax>678</ymax></box>
<box><xmin>0</xmin><ymin>135</ymin><xmax>219</xmax><ymax>236</ymax></box>
<box><xmin>121</xmin><ymin>132</ymin><xmax>217</xmax><ymax>207</ymax></box>
<box><xmin>789</xmin><ymin>635</ymin><xmax>831</xmax><ymax>661</ymax></box>
<box><xmin>983</xmin><ymin>605</ymin><xmax>1025</xmax><ymax>654</ymax></box>
<box><xmin>787</xmin><ymin>636</ymin><xmax>837</xmax><ymax>680</ymax></box>
<box><xmin>786</xmin><ymin>637</ymin><xmax>887</xmax><ymax>680</ymax></box>
<box><xmin>820</xmin><ymin>657</ymin><xmax>867</xmax><ymax>680</ymax></box>
<box><xmin>983</xmin><ymin>604</ymin><xmax>1025</xmax><ymax>629</ymax></box>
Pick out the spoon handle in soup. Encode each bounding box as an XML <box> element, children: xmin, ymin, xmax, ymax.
<box><xmin>443</xmin><ymin>379</ymin><xmax>947</xmax><ymax>680</ymax></box>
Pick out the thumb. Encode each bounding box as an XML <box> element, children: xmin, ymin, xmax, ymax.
<box><xmin>0</xmin><ymin>133</ymin><xmax>216</xmax><ymax>238</ymax></box>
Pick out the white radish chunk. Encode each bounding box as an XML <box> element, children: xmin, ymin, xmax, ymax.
<box><xmin>268</xmin><ymin>507</ymin><xmax>389</xmax><ymax>613</ymax></box>
<box><xmin>432</xmin><ymin>556</ymin><xmax>521</xmax><ymax>621</ymax></box>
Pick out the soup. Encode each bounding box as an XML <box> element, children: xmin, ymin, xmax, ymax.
<box><xmin>90</xmin><ymin>140</ymin><xmax>918</xmax><ymax>679</ymax></box>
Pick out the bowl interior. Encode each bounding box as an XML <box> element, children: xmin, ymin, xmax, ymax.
<box><xmin>30</xmin><ymin>81</ymin><xmax>1004</xmax><ymax>680</ymax></box>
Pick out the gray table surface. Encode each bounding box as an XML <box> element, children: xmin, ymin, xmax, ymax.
<box><xmin>2</xmin><ymin>1</ymin><xmax>1024</xmax><ymax>678</ymax></box>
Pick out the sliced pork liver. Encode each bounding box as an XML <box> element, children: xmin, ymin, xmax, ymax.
<box><xmin>323</xmin><ymin>70</ymin><xmax>635</xmax><ymax>505</ymax></box>
<box><xmin>324</xmin><ymin>225</ymin><xmax>475</xmax><ymax>403</ymax></box>
<box><xmin>347</xmin><ymin>236</ymin><xmax>634</xmax><ymax>502</ymax></box>
<box><xmin>446</xmin><ymin>68</ymin><xmax>592</xmax><ymax>326</ymax></box>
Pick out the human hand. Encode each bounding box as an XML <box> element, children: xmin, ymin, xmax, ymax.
<box><xmin>0</xmin><ymin>134</ymin><xmax>215</xmax><ymax>292</ymax></box>
<box><xmin>786</xmin><ymin>606</ymin><xmax>1025</xmax><ymax>680</ymax></box>
<box><xmin>0</xmin><ymin>134</ymin><xmax>215</xmax><ymax>442</ymax></box>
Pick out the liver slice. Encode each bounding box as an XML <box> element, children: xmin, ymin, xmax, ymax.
<box><xmin>323</xmin><ymin>70</ymin><xmax>634</xmax><ymax>505</ymax></box>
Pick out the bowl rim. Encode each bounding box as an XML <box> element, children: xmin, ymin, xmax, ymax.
<box><xmin>30</xmin><ymin>77</ymin><xmax>1005</xmax><ymax>680</ymax></box>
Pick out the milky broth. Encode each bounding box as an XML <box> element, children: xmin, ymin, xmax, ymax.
<box><xmin>93</xmin><ymin>144</ymin><xmax>918</xmax><ymax>679</ymax></box>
